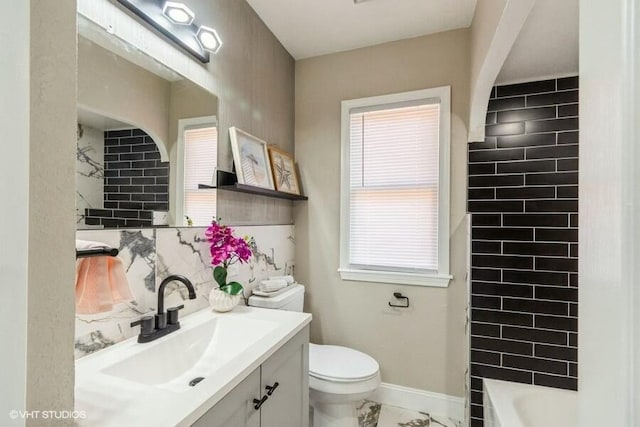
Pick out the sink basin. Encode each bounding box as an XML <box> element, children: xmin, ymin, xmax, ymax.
<box><xmin>75</xmin><ymin>306</ymin><xmax>311</xmax><ymax>427</ymax></box>
<box><xmin>101</xmin><ymin>316</ymin><xmax>277</xmax><ymax>391</ymax></box>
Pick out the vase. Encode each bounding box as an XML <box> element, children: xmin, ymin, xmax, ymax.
<box><xmin>209</xmin><ymin>288</ymin><xmax>241</xmax><ymax>312</ymax></box>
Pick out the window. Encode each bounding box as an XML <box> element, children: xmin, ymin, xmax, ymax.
<box><xmin>176</xmin><ymin>117</ymin><xmax>218</xmax><ymax>226</ymax></box>
<box><xmin>339</xmin><ymin>87</ymin><xmax>452</xmax><ymax>287</ymax></box>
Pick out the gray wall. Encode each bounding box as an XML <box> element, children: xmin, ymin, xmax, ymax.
<box><xmin>188</xmin><ymin>0</ymin><xmax>296</xmax><ymax>225</ymax></box>
<box><xmin>294</xmin><ymin>29</ymin><xmax>470</xmax><ymax>397</ymax></box>
<box><xmin>28</xmin><ymin>0</ymin><xmax>78</xmax><ymax>423</ymax></box>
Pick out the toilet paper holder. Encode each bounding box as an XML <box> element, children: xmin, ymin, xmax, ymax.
<box><xmin>388</xmin><ymin>292</ymin><xmax>409</xmax><ymax>308</ymax></box>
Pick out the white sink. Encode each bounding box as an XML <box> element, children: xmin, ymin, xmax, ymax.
<box><xmin>75</xmin><ymin>306</ymin><xmax>311</xmax><ymax>426</ymax></box>
<box><xmin>101</xmin><ymin>316</ymin><xmax>277</xmax><ymax>391</ymax></box>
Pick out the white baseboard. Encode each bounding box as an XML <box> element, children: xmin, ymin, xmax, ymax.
<box><xmin>370</xmin><ymin>382</ymin><xmax>465</xmax><ymax>421</ymax></box>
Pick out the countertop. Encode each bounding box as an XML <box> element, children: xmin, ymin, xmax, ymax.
<box><xmin>75</xmin><ymin>306</ymin><xmax>312</xmax><ymax>426</ymax></box>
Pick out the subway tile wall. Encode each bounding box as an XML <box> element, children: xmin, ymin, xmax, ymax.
<box><xmin>84</xmin><ymin>129</ymin><xmax>169</xmax><ymax>228</ymax></box>
<box><xmin>468</xmin><ymin>76</ymin><xmax>579</xmax><ymax>427</ymax></box>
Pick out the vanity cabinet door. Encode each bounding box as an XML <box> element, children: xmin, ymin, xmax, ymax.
<box><xmin>259</xmin><ymin>326</ymin><xmax>309</xmax><ymax>427</ymax></box>
<box><xmin>192</xmin><ymin>368</ymin><xmax>261</xmax><ymax>427</ymax></box>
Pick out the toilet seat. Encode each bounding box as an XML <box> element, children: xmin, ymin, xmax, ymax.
<box><xmin>309</xmin><ymin>343</ymin><xmax>379</xmax><ymax>383</ymax></box>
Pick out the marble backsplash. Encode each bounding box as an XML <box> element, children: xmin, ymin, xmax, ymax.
<box><xmin>75</xmin><ymin>225</ymin><xmax>295</xmax><ymax>358</ymax></box>
<box><xmin>76</xmin><ymin>123</ymin><xmax>104</xmax><ymax>228</ymax></box>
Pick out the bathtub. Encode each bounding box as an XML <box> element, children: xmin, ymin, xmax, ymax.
<box><xmin>483</xmin><ymin>379</ymin><xmax>577</xmax><ymax>427</ymax></box>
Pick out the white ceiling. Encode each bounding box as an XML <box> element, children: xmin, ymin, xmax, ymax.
<box><xmin>496</xmin><ymin>0</ymin><xmax>579</xmax><ymax>84</ymax></box>
<box><xmin>247</xmin><ymin>0</ymin><xmax>578</xmax><ymax>85</ymax></box>
<box><xmin>246</xmin><ymin>0</ymin><xmax>477</xmax><ymax>60</ymax></box>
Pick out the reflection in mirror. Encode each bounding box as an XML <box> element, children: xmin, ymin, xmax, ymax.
<box><xmin>76</xmin><ymin>37</ymin><xmax>219</xmax><ymax>230</ymax></box>
<box><xmin>76</xmin><ymin>114</ymin><xmax>169</xmax><ymax>229</ymax></box>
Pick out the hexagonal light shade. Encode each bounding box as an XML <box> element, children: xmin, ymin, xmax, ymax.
<box><xmin>196</xmin><ymin>26</ymin><xmax>223</xmax><ymax>54</ymax></box>
<box><xmin>162</xmin><ymin>1</ymin><xmax>195</xmax><ymax>25</ymax></box>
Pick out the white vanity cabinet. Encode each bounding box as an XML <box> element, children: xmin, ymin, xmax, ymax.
<box><xmin>192</xmin><ymin>326</ymin><xmax>309</xmax><ymax>427</ymax></box>
<box><xmin>192</xmin><ymin>368</ymin><xmax>261</xmax><ymax>427</ymax></box>
<box><xmin>260</xmin><ymin>325</ymin><xmax>309</xmax><ymax>427</ymax></box>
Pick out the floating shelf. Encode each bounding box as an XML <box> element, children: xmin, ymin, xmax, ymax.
<box><xmin>198</xmin><ymin>170</ymin><xmax>308</xmax><ymax>201</ymax></box>
<box><xmin>219</xmin><ymin>183</ymin><xmax>308</xmax><ymax>200</ymax></box>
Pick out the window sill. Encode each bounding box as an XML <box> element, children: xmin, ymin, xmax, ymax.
<box><xmin>338</xmin><ymin>268</ymin><xmax>452</xmax><ymax>288</ymax></box>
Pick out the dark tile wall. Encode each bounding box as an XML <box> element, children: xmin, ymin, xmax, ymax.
<box><xmin>84</xmin><ymin>129</ymin><xmax>169</xmax><ymax>228</ymax></box>
<box><xmin>468</xmin><ymin>76</ymin><xmax>578</xmax><ymax>427</ymax></box>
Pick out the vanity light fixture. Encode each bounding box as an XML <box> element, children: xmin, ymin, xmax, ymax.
<box><xmin>162</xmin><ymin>1</ymin><xmax>195</xmax><ymax>25</ymax></box>
<box><xmin>116</xmin><ymin>0</ymin><xmax>223</xmax><ymax>63</ymax></box>
<box><xmin>196</xmin><ymin>26</ymin><xmax>223</xmax><ymax>54</ymax></box>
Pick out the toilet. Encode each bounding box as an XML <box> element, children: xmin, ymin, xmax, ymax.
<box><xmin>248</xmin><ymin>284</ymin><xmax>381</xmax><ymax>427</ymax></box>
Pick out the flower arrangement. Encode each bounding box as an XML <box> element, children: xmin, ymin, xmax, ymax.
<box><xmin>205</xmin><ymin>220</ymin><xmax>253</xmax><ymax>295</ymax></box>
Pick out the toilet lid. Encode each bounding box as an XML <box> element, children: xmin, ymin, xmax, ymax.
<box><xmin>309</xmin><ymin>344</ymin><xmax>379</xmax><ymax>382</ymax></box>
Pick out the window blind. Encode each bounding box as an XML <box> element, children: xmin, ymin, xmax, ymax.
<box><xmin>348</xmin><ymin>102</ymin><xmax>440</xmax><ymax>272</ymax></box>
<box><xmin>183</xmin><ymin>126</ymin><xmax>217</xmax><ymax>226</ymax></box>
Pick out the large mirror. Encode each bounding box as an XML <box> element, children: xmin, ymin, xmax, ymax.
<box><xmin>76</xmin><ymin>14</ymin><xmax>219</xmax><ymax>230</ymax></box>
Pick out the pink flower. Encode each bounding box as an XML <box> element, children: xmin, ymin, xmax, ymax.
<box><xmin>205</xmin><ymin>220</ymin><xmax>253</xmax><ymax>268</ymax></box>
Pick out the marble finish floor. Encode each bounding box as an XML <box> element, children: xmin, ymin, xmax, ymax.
<box><xmin>357</xmin><ymin>401</ymin><xmax>463</xmax><ymax>427</ymax></box>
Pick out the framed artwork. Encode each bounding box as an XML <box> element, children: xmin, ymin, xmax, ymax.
<box><xmin>229</xmin><ymin>127</ymin><xmax>275</xmax><ymax>190</ymax></box>
<box><xmin>268</xmin><ymin>146</ymin><xmax>300</xmax><ymax>195</ymax></box>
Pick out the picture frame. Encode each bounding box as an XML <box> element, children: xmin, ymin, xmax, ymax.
<box><xmin>268</xmin><ymin>146</ymin><xmax>301</xmax><ymax>195</ymax></box>
<box><xmin>229</xmin><ymin>127</ymin><xmax>275</xmax><ymax>190</ymax></box>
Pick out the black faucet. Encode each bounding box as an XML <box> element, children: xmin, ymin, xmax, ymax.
<box><xmin>130</xmin><ymin>275</ymin><xmax>197</xmax><ymax>343</ymax></box>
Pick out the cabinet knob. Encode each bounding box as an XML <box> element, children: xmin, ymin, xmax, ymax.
<box><xmin>253</xmin><ymin>395</ymin><xmax>268</xmax><ymax>410</ymax></box>
<box><xmin>265</xmin><ymin>382</ymin><xmax>279</xmax><ymax>396</ymax></box>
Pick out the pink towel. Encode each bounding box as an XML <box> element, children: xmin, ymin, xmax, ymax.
<box><xmin>75</xmin><ymin>241</ymin><xmax>134</xmax><ymax>314</ymax></box>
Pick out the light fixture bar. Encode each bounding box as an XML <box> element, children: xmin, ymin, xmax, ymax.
<box><xmin>116</xmin><ymin>0</ymin><xmax>223</xmax><ymax>63</ymax></box>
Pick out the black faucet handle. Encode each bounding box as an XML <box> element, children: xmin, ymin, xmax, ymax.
<box><xmin>167</xmin><ymin>304</ymin><xmax>185</xmax><ymax>325</ymax></box>
<box><xmin>155</xmin><ymin>312</ymin><xmax>167</xmax><ymax>330</ymax></box>
<box><xmin>131</xmin><ymin>316</ymin><xmax>155</xmax><ymax>336</ymax></box>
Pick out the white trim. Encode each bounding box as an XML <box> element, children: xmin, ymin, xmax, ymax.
<box><xmin>175</xmin><ymin>116</ymin><xmax>218</xmax><ymax>226</ymax></box>
<box><xmin>439</xmin><ymin>87</ymin><xmax>451</xmax><ymax>281</ymax></box>
<box><xmin>468</xmin><ymin>0</ymin><xmax>535</xmax><ymax>142</ymax></box>
<box><xmin>370</xmin><ymin>382</ymin><xmax>465</xmax><ymax>422</ymax></box>
<box><xmin>338</xmin><ymin>268</ymin><xmax>452</xmax><ymax>287</ymax></box>
<box><xmin>339</xmin><ymin>86</ymin><xmax>451</xmax><ymax>288</ymax></box>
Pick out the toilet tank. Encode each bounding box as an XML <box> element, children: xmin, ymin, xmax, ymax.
<box><xmin>247</xmin><ymin>284</ymin><xmax>305</xmax><ymax>312</ymax></box>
